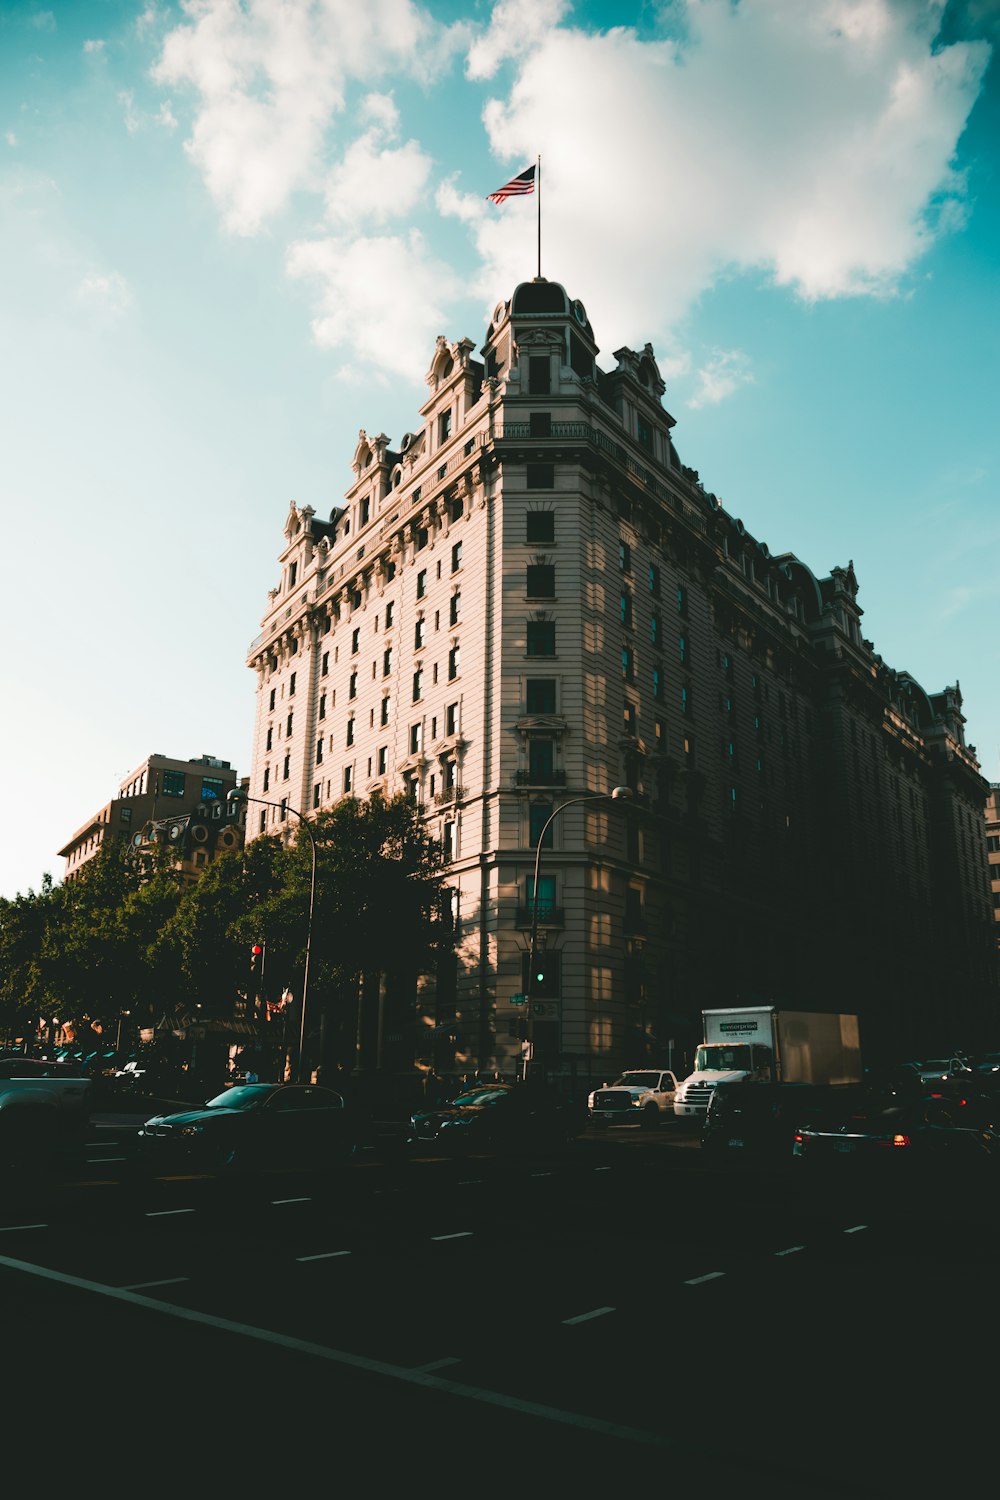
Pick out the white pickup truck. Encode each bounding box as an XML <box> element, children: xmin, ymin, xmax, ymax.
<box><xmin>0</xmin><ymin>1057</ymin><xmax>93</xmax><ymax>1161</ymax></box>
<box><xmin>587</xmin><ymin>1069</ymin><xmax>679</xmax><ymax>1128</ymax></box>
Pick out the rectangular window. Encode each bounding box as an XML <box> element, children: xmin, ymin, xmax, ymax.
<box><xmin>653</xmin><ymin>665</ymin><xmax>663</xmax><ymax>700</ymax></box>
<box><xmin>283</xmin><ymin>754</ymin><xmax>290</xmax><ymax>780</ymax></box>
<box><xmin>289</xmin><ymin>561</ymin><xmax>297</xmax><ymax>588</ymax></box>
<box><xmin>269</xmin><ymin>688</ymin><xmax>276</xmax><ymax>710</ymax></box>
<box><xmin>448</xmin><ymin>645</ymin><xmax>460</xmax><ymax>680</ymax></box>
<box><xmin>681</xmin><ymin>683</ymin><xmax>692</xmax><ymax>716</ymax></box>
<box><xmin>619</xmin><ymin>539</ymin><xmax>631</xmax><ymax>572</ymax></box>
<box><xmin>321</xmin><ymin>652</ymin><xmax>329</xmax><ymax>676</ymax></box>
<box><xmin>526</xmin><ymin>462</ymin><xmax>554</xmax><ymax>489</ymax></box>
<box><xmin>266</xmin><ymin>727</ymin><xmax>273</xmax><ymax>751</ymax></box>
<box><xmin>637</xmin><ymin>416</ymin><xmax>651</xmax><ymax>450</ymax></box>
<box><xmin>416</xmin><ymin>526</ymin><xmax>429</xmax><ymax>551</ymax></box>
<box><xmin>319</xmin><ymin>694</ymin><xmax>326</xmax><ymax>720</ymax></box>
<box><xmin>289</xmin><ymin>672</ymin><xmax>296</xmax><ymax>696</ymax></box>
<box><xmin>286</xmin><ymin>712</ymin><xmax>293</xmax><ymax>736</ymax></box>
<box><xmin>526</xmin><ymin>874</ymin><xmax>556</xmax><ymax>920</ymax></box>
<box><xmin>259</xmin><ymin>810</ymin><xmax>267</xmax><ymax>835</ymax></box>
<box><xmin>650</xmin><ymin>613</ymin><xmax>660</xmax><ymax>646</ymax></box>
<box><xmin>346</xmin><ymin>717</ymin><xmax>354</xmax><ymax>747</ymax></box>
<box><xmin>679</xmin><ymin>634</ymin><xmax>688</xmax><ymax>665</ymax></box>
<box><xmin>439</xmin><ymin>409</ymin><xmax>452</xmax><ymax>441</ymax></box>
<box><xmin>624</xmin><ymin>700</ymin><xmax>637</xmax><ymax>735</ymax></box>
<box><xmin>383</xmin><ymin>647</ymin><xmax>393</xmax><ymax>676</ymax></box>
<box><xmin>410</xmin><ymin>723</ymin><xmax>423</xmax><ymax>754</ymax></box>
<box><xmin>263</xmin><ymin>767</ymin><xmax>270</xmax><ymax>792</ymax></box>
<box><xmin>446</xmin><ymin>702</ymin><xmax>457</xmax><ymax>735</ymax></box>
<box><xmin>528</xmin><ymin>356</ymin><xmax>551</xmax><ymax>395</ymax></box>
<box><xmin>385</xmin><ymin>601</ymin><xmax>395</xmax><ymax>628</ymax></box>
<box><xmin>352</xmin><ymin>628</ymin><xmax>360</xmax><ymax>654</ymax></box>
<box><xmin>526</xmin><ymin>678</ymin><xmax>556</xmax><ymax>714</ymax></box>
<box><xmin>449</xmin><ymin>592</ymin><xmax>461</xmax><ymax>625</ymax></box>
<box><xmin>649</xmin><ymin>563</ymin><xmax>661</xmax><ymax>596</ymax></box>
<box><xmin>655</xmin><ymin>718</ymin><xmax>665</xmax><ymax>750</ymax></box>
<box><xmin>620</xmin><ymin>590</ymin><xmax>633</xmax><ymax>628</ymax></box>
<box><xmin>413</xmin><ymin>669</ymin><xmax>423</xmax><ymax>701</ymax></box>
<box><xmin>378</xmin><ymin>746</ymin><xmax>387</xmax><ymax>776</ymax></box>
<box><xmin>527</xmin><ymin>565</ymin><xmax>555</xmax><ymax>597</ymax></box>
<box><xmin>343</xmin><ymin>767</ymin><xmax>353</xmax><ymax>793</ymax></box>
<box><xmin>360</xmin><ymin>497</ymin><xmax>370</xmax><ymax>526</ymax></box>
<box><xmin>527</xmin><ymin>620</ymin><xmax>556</xmax><ymax>656</ymax></box>
<box><xmin>677</xmin><ymin>584</ymin><xmax>688</xmax><ymax>616</ymax></box>
<box><xmin>451</xmin><ymin>541</ymin><xmax>462</xmax><ymax>572</ymax></box>
<box><xmin>316</xmin><ymin>738</ymin><xmax>324</xmax><ymax>763</ymax></box>
<box><xmin>349</xmin><ymin>671</ymin><xmax>357</xmax><ymax>700</ymax></box>
<box><xmin>526</xmin><ymin>511</ymin><xmax>554</xmax><ymax>543</ymax></box>
<box><xmin>450</xmin><ymin>496</ymin><xmax>464</xmax><ymax>523</ymax></box>
<box><xmin>528</xmin><ymin>737</ymin><xmax>555</xmax><ymax>780</ymax></box>
<box><xmin>313</xmin><ymin>783</ymin><xmax>321</xmax><ymax>809</ymax></box>
<box><xmin>380</xmin><ymin>696</ymin><xmax>390</xmax><ymax>726</ymax></box>
<box><xmin>529</xmin><ymin>410</ymin><xmax>551</xmax><ymax>437</ymax></box>
<box><xmin>161</xmin><ymin>770</ymin><xmax>185</xmax><ymax>798</ymax></box>
<box><xmin>416</xmin><ymin>569</ymin><xmax>427</xmax><ymax>599</ymax></box>
<box><xmin>529</xmin><ymin>800</ymin><xmax>553</xmax><ymax>849</ymax></box>
<box><xmin>622</xmin><ymin>646</ymin><xmax>634</xmax><ymax>682</ymax></box>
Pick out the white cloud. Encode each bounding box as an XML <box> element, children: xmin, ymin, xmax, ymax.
<box><xmin>5</xmin><ymin>132</ymin><xmax>16</xmax><ymax>148</ymax></box>
<box><xmin>465</xmin><ymin>0</ymin><xmax>990</xmax><ymax>355</ymax></box>
<box><xmin>76</xmin><ymin>271</ymin><xmax>133</xmax><ymax>321</ymax></box>
<box><xmin>30</xmin><ymin>11</ymin><xmax>55</xmax><ymax>31</ymax></box>
<box><xmin>286</xmin><ymin>230</ymin><xmax>453</xmax><ymax>378</ymax></box>
<box><xmin>157</xmin><ymin>101</ymin><xmax>178</xmax><ymax>131</ymax></box>
<box><xmin>466</xmin><ymin>0</ymin><xmax>570</xmax><ymax>80</ymax></box>
<box><xmin>83</xmin><ymin>39</ymin><xmax>105</xmax><ymax>55</ymax></box>
<box><xmin>687</xmin><ymin>350</ymin><xmax>755</xmax><ymax>409</ymax></box>
<box><xmin>322</xmin><ymin>95</ymin><xmax>433</xmax><ymax>228</ymax></box>
<box><xmin>153</xmin><ymin>0</ymin><xmax>467</xmax><ymax>237</ymax></box>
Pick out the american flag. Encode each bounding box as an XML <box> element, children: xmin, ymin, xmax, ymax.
<box><xmin>486</xmin><ymin>164</ymin><xmax>536</xmax><ymax>205</ymax></box>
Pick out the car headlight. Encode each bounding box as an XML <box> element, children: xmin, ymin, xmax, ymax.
<box><xmin>180</xmin><ymin>1124</ymin><xmax>206</xmax><ymax>1137</ymax></box>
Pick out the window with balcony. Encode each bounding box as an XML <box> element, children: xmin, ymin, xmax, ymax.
<box><xmin>528</xmin><ymin>736</ymin><xmax>555</xmax><ymax>782</ymax></box>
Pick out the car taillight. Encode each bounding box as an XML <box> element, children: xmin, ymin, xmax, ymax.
<box><xmin>793</xmin><ymin>1132</ymin><xmax>803</xmax><ymax>1143</ymax></box>
<box><xmin>891</xmin><ymin>1133</ymin><xmax>911</xmax><ymax>1148</ymax></box>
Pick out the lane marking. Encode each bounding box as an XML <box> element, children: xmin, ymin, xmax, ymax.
<box><xmin>0</xmin><ymin>1251</ymin><xmax>682</xmax><ymax>1451</ymax></box>
<box><xmin>531</xmin><ymin>1172</ymin><xmax>553</xmax><ymax>1178</ymax></box>
<box><xmin>844</xmin><ymin>1225</ymin><xmax>868</xmax><ymax>1234</ymax></box>
<box><xmin>122</xmin><ymin>1277</ymin><xmax>190</xmax><ymax>1290</ymax></box>
<box><xmin>272</xmin><ymin>1197</ymin><xmax>312</xmax><ymax>1205</ymax></box>
<box><xmin>87</xmin><ymin>1157</ymin><xmax>127</xmax><ymax>1164</ymax></box>
<box><xmin>0</xmin><ymin>1223</ymin><xmax>47</xmax><ymax>1233</ymax></box>
<box><xmin>563</xmin><ymin>1306</ymin><xmax>615</xmax><ymax>1325</ymax></box>
<box><xmin>432</xmin><ymin>1231</ymin><xmax>473</xmax><ymax>1242</ymax></box>
<box><xmin>458</xmin><ymin>1179</ymin><xmax>483</xmax><ymax>1186</ymax></box>
<box><xmin>297</xmin><ymin>1250</ymin><xmax>352</xmax><ymax>1262</ymax></box>
<box><xmin>415</xmin><ymin>1356</ymin><xmax>461</xmax><ymax>1373</ymax></box>
<box><xmin>685</xmin><ymin>1271</ymin><xmax>725</xmax><ymax>1285</ymax></box>
<box><xmin>775</xmin><ymin>1245</ymin><xmax>804</xmax><ymax>1257</ymax></box>
<box><xmin>594</xmin><ymin>1167</ymin><xmax>612</xmax><ymax>1172</ymax></box>
<box><xmin>145</xmin><ymin>1208</ymin><xmax>196</xmax><ymax>1218</ymax></box>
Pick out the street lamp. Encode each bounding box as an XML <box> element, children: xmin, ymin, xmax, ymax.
<box><xmin>523</xmin><ymin>785</ymin><xmax>633</xmax><ymax>1081</ymax></box>
<box><xmin>228</xmin><ymin>789</ymin><xmax>316</xmax><ymax>1084</ymax></box>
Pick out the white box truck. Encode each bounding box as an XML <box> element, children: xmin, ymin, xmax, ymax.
<box><xmin>672</xmin><ymin>1007</ymin><xmax>862</xmax><ymax>1119</ymax></box>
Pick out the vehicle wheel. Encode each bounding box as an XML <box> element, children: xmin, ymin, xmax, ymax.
<box><xmin>641</xmin><ymin>1103</ymin><xmax>660</xmax><ymax>1130</ymax></box>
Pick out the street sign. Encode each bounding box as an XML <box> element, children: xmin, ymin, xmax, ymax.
<box><xmin>521</xmin><ymin>1040</ymin><xmax>533</xmax><ymax>1059</ymax></box>
<box><xmin>511</xmin><ymin>993</ymin><xmax>526</xmax><ymax>1006</ymax></box>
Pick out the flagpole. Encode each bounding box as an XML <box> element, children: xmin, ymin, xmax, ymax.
<box><xmin>537</xmin><ymin>154</ymin><xmax>541</xmax><ymax>279</ymax></box>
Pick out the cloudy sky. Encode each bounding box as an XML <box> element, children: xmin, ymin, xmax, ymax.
<box><xmin>1</xmin><ymin>0</ymin><xmax>998</xmax><ymax>900</ymax></box>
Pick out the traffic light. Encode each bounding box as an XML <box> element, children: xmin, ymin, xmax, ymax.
<box><xmin>523</xmin><ymin>952</ymin><xmax>560</xmax><ymax>999</ymax></box>
<box><xmin>249</xmin><ymin>943</ymin><xmax>263</xmax><ymax>977</ymax></box>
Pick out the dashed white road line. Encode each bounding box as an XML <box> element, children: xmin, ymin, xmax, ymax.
<box><xmin>593</xmin><ymin>1166</ymin><xmax>612</xmax><ymax>1172</ymax></box>
<box><xmin>563</xmin><ymin>1306</ymin><xmax>616</xmax><ymax>1325</ymax></box>
<box><xmin>145</xmin><ymin>1208</ymin><xmax>196</xmax><ymax>1218</ymax></box>
<box><xmin>685</xmin><ymin>1271</ymin><xmax>726</xmax><ymax>1285</ymax></box>
<box><xmin>432</xmin><ymin>1231</ymin><xmax>473</xmax><ymax>1241</ymax></box>
<box><xmin>775</xmin><ymin>1245</ymin><xmax>805</xmax><ymax>1257</ymax></box>
<box><xmin>272</xmin><ymin>1197</ymin><xmax>312</xmax><ymax>1205</ymax></box>
<box><xmin>844</xmin><ymin>1225</ymin><xmax>868</xmax><ymax>1234</ymax></box>
<box><xmin>415</xmin><ymin>1356</ymin><xmax>461</xmax><ymax>1372</ymax></box>
<box><xmin>122</xmin><ymin>1277</ymin><xmax>190</xmax><ymax>1290</ymax></box>
<box><xmin>87</xmin><ymin>1157</ymin><xmax>127</xmax><ymax>1164</ymax></box>
<box><xmin>0</xmin><ymin>1223</ymin><xmax>46</xmax><ymax>1233</ymax></box>
<box><xmin>297</xmin><ymin>1250</ymin><xmax>352</xmax><ymax>1262</ymax></box>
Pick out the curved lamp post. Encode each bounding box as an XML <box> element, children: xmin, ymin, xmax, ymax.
<box><xmin>524</xmin><ymin>785</ymin><xmax>632</xmax><ymax>1081</ymax></box>
<box><xmin>228</xmin><ymin>789</ymin><xmax>316</xmax><ymax>1084</ymax></box>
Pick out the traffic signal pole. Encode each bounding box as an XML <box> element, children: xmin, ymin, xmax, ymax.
<box><xmin>523</xmin><ymin>787</ymin><xmax>631</xmax><ymax>1083</ymax></box>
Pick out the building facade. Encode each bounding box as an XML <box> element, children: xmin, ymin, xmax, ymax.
<box><xmin>59</xmin><ymin>753</ymin><xmax>240</xmax><ymax>883</ymax></box>
<box><xmin>987</xmin><ymin>786</ymin><xmax>1000</xmax><ymax>951</ymax></box>
<box><xmin>245</xmin><ymin>279</ymin><xmax>997</xmax><ymax>1082</ymax></box>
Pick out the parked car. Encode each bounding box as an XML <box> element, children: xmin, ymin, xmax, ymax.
<box><xmin>137</xmin><ymin>1083</ymin><xmax>357</xmax><ymax>1175</ymax></box>
<box><xmin>791</xmin><ymin>1092</ymin><xmax>998</xmax><ymax>1177</ymax></box>
<box><xmin>409</xmin><ymin>1082</ymin><xmax>580</xmax><ymax>1153</ymax></box>
<box><xmin>914</xmin><ymin>1056</ymin><xmax>973</xmax><ymax>1085</ymax></box>
<box><xmin>587</xmin><ymin>1070</ymin><xmax>678</xmax><ymax>1129</ymax></box>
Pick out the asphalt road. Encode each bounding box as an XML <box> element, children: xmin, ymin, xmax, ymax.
<box><xmin>2</xmin><ymin>1121</ymin><xmax>996</xmax><ymax>1494</ymax></box>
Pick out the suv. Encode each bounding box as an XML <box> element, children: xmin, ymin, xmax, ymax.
<box><xmin>588</xmin><ymin>1070</ymin><xmax>678</xmax><ymax>1129</ymax></box>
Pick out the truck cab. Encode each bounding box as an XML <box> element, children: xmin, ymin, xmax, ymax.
<box><xmin>672</xmin><ymin>1042</ymin><xmax>773</xmax><ymax>1119</ymax></box>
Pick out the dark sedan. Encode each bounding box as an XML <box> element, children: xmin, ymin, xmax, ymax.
<box><xmin>409</xmin><ymin>1083</ymin><xmax>580</xmax><ymax>1154</ymax></box>
<box><xmin>137</xmin><ymin>1083</ymin><xmax>357</xmax><ymax>1175</ymax></box>
<box><xmin>791</xmin><ymin>1093</ymin><xmax>999</xmax><ymax>1177</ymax></box>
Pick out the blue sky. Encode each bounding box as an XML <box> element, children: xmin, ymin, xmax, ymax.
<box><xmin>1</xmin><ymin>0</ymin><xmax>998</xmax><ymax>900</ymax></box>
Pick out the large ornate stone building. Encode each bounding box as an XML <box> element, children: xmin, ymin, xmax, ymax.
<box><xmin>245</xmin><ymin>278</ymin><xmax>997</xmax><ymax>1082</ymax></box>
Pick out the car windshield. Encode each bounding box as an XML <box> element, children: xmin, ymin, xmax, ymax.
<box><xmin>202</xmin><ymin>1086</ymin><xmax>272</xmax><ymax>1111</ymax></box>
<box><xmin>614</xmin><ymin>1072</ymin><xmax>661</xmax><ymax>1088</ymax></box>
<box><xmin>452</xmin><ymin>1089</ymin><xmax>508</xmax><ymax>1107</ymax></box>
<box><xmin>695</xmin><ymin>1044</ymin><xmax>753</xmax><ymax>1072</ymax></box>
